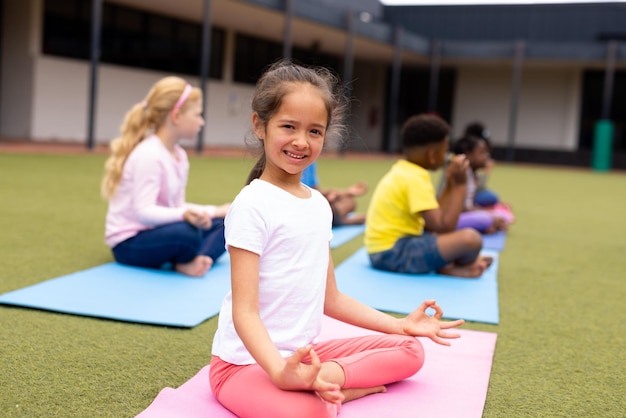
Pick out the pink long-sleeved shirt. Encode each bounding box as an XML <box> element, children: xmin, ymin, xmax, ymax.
<box><xmin>104</xmin><ymin>135</ymin><xmax>215</xmax><ymax>248</ymax></box>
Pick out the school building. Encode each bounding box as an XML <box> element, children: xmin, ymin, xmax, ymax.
<box><xmin>1</xmin><ymin>0</ymin><xmax>625</xmax><ymax>168</ymax></box>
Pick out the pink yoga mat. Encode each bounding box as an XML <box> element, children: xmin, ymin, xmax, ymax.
<box><xmin>137</xmin><ymin>317</ymin><xmax>497</xmax><ymax>418</ymax></box>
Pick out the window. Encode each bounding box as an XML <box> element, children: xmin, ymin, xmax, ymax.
<box><xmin>42</xmin><ymin>0</ymin><xmax>224</xmax><ymax>79</ymax></box>
<box><xmin>42</xmin><ymin>0</ymin><xmax>91</xmax><ymax>59</ymax></box>
<box><xmin>233</xmin><ymin>33</ymin><xmax>283</xmax><ymax>84</ymax></box>
<box><xmin>233</xmin><ymin>33</ymin><xmax>341</xmax><ymax>85</ymax></box>
<box><xmin>383</xmin><ymin>66</ymin><xmax>455</xmax><ymax>152</ymax></box>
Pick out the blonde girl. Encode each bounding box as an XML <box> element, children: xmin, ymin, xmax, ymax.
<box><xmin>209</xmin><ymin>60</ymin><xmax>465</xmax><ymax>417</ymax></box>
<box><xmin>102</xmin><ymin>76</ymin><xmax>229</xmax><ymax>277</ymax></box>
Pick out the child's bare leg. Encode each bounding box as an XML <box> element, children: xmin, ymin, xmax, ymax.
<box><xmin>330</xmin><ymin>197</ymin><xmax>362</xmax><ymax>225</ymax></box>
<box><xmin>333</xmin><ymin>196</ymin><xmax>357</xmax><ymax>214</ymax></box>
<box><xmin>435</xmin><ymin>228</ymin><xmax>491</xmax><ymax>278</ymax></box>
<box><xmin>175</xmin><ymin>255</ymin><xmax>213</xmax><ymax>277</ymax></box>
<box><xmin>438</xmin><ymin>255</ymin><xmax>492</xmax><ymax>278</ymax></box>
<box><xmin>437</xmin><ymin>228</ymin><xmax>482</xmax><ymax>263</ymax></box>
<box><xmin>318</xmin><ymin>361</ymin><xmax>386</xmax><ymax>404</ymax></box>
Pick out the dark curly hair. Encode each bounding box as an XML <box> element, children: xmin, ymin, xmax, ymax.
<box><xmin>400</xmin><ymin>113</ymin><xmax>450</xmax><ymax>150</ymax></box>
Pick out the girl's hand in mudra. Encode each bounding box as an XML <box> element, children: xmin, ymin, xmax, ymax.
<box><xmin>183</xmin><ymin>209</ymin><xmax>212</xmax><ymax>229</ymax></box>
<box><xmin>274</xmin><ymin>345</ymin><xmax>344</xmax><ymax>405</ymax></box>
<box><xmin>402</xmin><ymin>300</ymin><xmax>465</xmax><ymax>346</ymax></box>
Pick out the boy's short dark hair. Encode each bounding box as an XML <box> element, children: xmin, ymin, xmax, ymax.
<box><xmin>401</xmin><ymin>113</ymin><xmax>451</xmax><ymax>149</ymax></box>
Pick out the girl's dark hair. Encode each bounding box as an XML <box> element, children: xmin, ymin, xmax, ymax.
<box><xmin>452</xmin><ymin>134</ymin><xmax>488</xmax><ymax>155</ymax></box>
<box><xmin>245</xmin><ymin>59</ymin><xmax>348</xmax><ymax>184</ymax></box>
<box><xmin>464</xmin><ymin>121</ymin><xmax>492</xmax><ymax>149</ymax></box>
<box><xmin>400</xmin><ymin>113</ymin><xmax>450</xmax><ymax>150</ymax></box>
<box><xmin>464</xmin><ymin>121</ymin><xmax>489</xmax><ymax>138</ymax></box>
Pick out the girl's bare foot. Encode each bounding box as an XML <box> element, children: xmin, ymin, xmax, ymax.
<box><xmin>484</xmin><ymin>224</ymin><xmax>498</xmax><ymax>235</ymax></box>
<box><xmin>481</xmin><ymin>255</ymin><xmax>494</xmax><ymax>269</ymax></box>
<box><xmin>438</xmin><ymin>255</ymin><xmax>493</xmax><ymax>278</ymax></box>
<box><xmin>175</xmin><ymin>255</ymin><xmax>213</xmax><ymax>277</ymax></box>
<box><xmin>341</xmin><ymin>213</ymin><xmax>366</xmax><ymax>225</ymax></box>
<box><xmin>342</xmin><ymin>385</ymin><xmax>386</xmax><ymax>403</ymax></box>
<box><xmin>347</xmin><ymin>181</ymin><xmax>368</xmax><ymax>196</ymax></box>
<box><xmin>493</xmin><ymin>217</ymin><xmax>508</xmax><ymax>232</ymax></box>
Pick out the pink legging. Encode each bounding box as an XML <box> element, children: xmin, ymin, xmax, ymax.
<box><xmin>210</xmin><ymin>334</ymin><xmax>424</xmax><ymax>418</ymax></box>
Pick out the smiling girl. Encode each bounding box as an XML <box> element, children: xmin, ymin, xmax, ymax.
<box><xmin>209</xmin><ymin>60</ymin><xmax>465</xmax><ymax>418</ymax></box>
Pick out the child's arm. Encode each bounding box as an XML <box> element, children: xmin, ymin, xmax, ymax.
<box><xmin>182</xmin><ymin>203</ymin><xmax>231</xmax><ymax>229</ymax></box>
<box><xmin>131</xmin><ymin>156</ymin><xmax>187</xmax><ymax>226</ymax></box>
<box><xmin>323</xmin><ymin>249</ymin><xmax>464</xmax><ymax>344</ymax></box>
<box><xmin>229</xmin><ymin>246</ymin><xmax>342</xmax><ymax>404</ymax></box>
<box><xmin>423</xmin><ymin>155</ymin><xmax>468</xmax><ymax>232</ymax></box>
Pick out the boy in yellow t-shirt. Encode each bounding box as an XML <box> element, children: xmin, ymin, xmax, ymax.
<box><xmin>365</xmin><ymin>113</ymin><xmax>493</xmax><ymax>278</ymax></box>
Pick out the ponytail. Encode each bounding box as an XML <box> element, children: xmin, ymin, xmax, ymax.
<box><xmin>245</xmin><ymin>154</ymin><xmax>266</xmax><ymax>185</ymax></box>
<box><xmin>101</xmin><ymin>102</ymin><xmax>149</xmax><ymax>199</ymax></box>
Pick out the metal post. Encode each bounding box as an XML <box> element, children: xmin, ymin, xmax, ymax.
<box><xmin>340</xmin><ymin>8</ymin><xmax>355</xmax><ymax>156</ymax></box>
<box><xmin>197</xmin><ymin>0</ymin><xmax>212</xmax><ymax>154</ymax></box>
<box><xmin>601</xmin><ymin>40</ymin><xmax>617</xmax><ymax>120</ymax></box>
<box><xmin>428</xmin><ymin>39</ymin><xmax>441</xmax><ymax>113</ymax></box>
<box><xmin>343</xmin><ymin>8</ymin><xmax>355</xmax><ymax>100</ymax></box>
<box><xmin>592</xmin><ymin>40</ymin><xmax>618</xmax><ymax>171</ymax></box>
<box><xmin>387</xmin><ymin>26</ymin><xmax>403</xmax><ymax>154</ymax></box>
<box><xmin>86</xmin><ymin>0</ymin><xmax>102</xmax><ymax>151</ymax></box>
<box><xmin>507</xmin><ymin>40</ymin><xmax>524</xmax><ymax>163</ymax></box>
<box><xmin>283</xmin><ymin>0</ymin><xmax>293</xmax><ymax>59</ymax></box>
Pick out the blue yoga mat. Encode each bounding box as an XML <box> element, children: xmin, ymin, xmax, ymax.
<box><xmin>334</xmin><ymin>248</ymin><xmax>500</xmax><ymax>324</ymax></box>
<box><xmin>482</xmin><ymin>231</ymin><xmax>506</xmax><ymax>251</ymax></box>
<box><xmin>330</xmin><ymin>224</ymin><xmax>365</xmax><ymax>248</ymax></box>
<box><xmin>0</xmin><ymin>226</ymin><xmax>362</xmax><ymax>327</ymax></box>
<box><xmin>0</xmin><ymin>255</ymin><xmax>233</xmax><ymax>327</ymax></box>
<box><xmin>331</xmin><ymin>225</ymin><xmax>502</xmax><ymax>251</ymax></box>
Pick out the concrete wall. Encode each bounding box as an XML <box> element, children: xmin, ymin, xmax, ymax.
<box><xmin>31</xmin><ymin>55</ymin><xmax>256</xmax><ymax>147</ymax></box>
<box><xmin>0</xmin><ymin>0</ymin><xmax>36</xmax><ymax>138</ymax></box>
<box><xmin>452</xmin><ymin>65</ymin><xmax>581</xmax><ymax>150</ymax></box>
<box><xmin>348</xmin><ymin>59</ymin><xmax>388</xmax><ymax>152</ymax></box>
<box><xmin>27</xmin><ymin>48</ymin><xmax>587</xmax><ymax>153</ymax></box>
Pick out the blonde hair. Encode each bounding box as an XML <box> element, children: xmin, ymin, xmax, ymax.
<box><xmin>101</xmin><ymin>76</ymin><xmax>201</xmax><ymax>199</ymax></box>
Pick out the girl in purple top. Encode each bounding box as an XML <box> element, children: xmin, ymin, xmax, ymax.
<box><xmin>101</xmin><ymin>76</ymin><xmax>229</xmax><ymax>277</ymax></box>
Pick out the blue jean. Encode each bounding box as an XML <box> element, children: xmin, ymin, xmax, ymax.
<box><xmin>368</xmin><ymin>232</ymin><xmax>447</xmax><ymax>274</ymax></box>
<box><xmin>112</xmin><ymin>219</ymin><xmax>226</xmax><ymax>269</ymax></box>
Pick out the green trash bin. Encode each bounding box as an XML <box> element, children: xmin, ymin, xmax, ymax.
<box><xmin>592</xmin><ymin>119</ymin><xmax>614</xmax><ymax>171</ymax></box>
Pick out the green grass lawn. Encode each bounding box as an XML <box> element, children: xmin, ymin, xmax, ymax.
<box><xmin>1</xmin><ymin>152</ymin><xmax>624</xmax><ymax>417</ymax></box>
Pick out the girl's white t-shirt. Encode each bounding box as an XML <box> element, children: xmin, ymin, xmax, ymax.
<box><xmin>212</xmin><ymin>179</ymin><xmax>333</xmax><ymax>365</ymax></box>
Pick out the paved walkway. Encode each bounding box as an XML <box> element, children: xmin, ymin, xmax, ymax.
<box><xmin>0</xmin><ymin>139</ymin><xmax>396</xmax><ymax>160</ymax></box>
<box><xmin>0</xmin><ymin>139</ymin><xmax>244</xmax><ymax>157</ymax></box>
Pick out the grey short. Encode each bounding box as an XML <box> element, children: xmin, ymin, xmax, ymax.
<box><xmin>368</xmin><ymin>232</ymin><xmax>447</xmax><ymax>274</ymax></box>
